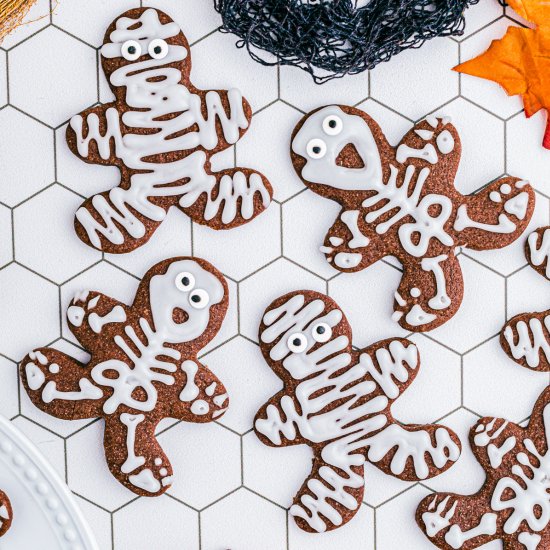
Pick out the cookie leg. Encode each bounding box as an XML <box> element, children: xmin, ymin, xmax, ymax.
<box><xmin>416</xmin><ymin>492</ymin><xmax>501</xmax><ymax>550</ymax></box>
<box><xmin>104</xmin><ymin>415</ymin><xmax>172</xmax><ymax>497</ymax></box>
<box><xmin>169</xmin><ymin>360</ymin><xmax>229</xmax><ymax>422</ymax></box>
<box><xmin>365</xmin><ymin>423</ymin><xmax>461</xmax><ymax>482</ymax></box>
<box><xmin>178</xmin><ymin>168</ymin><xmax>272</xmax><ymax>229</ymax></box>
<box><xmin>320</xmin><ymin>208</ymin><xmax>387</xmax><ymax>273</ymax></box>
<box><xmin>393</xmin><ymin>253</ymin><xmax>463</xmax><ymax>332</ymax></box>
<box><xmin>290</xmin><ymin>451</ymin><xmax>365</xmax><ymax>534</ymax></box>
<box><xmin>20</xmin><ymin>348</ymin><xmax>104</xmax><ymax>420</ymax></box>
<box><xmin>454</xmin><ymin>177</ymin><xmax>535</xmax><ymax>250</ymax></box>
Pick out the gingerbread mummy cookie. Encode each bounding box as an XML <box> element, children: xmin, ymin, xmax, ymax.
<box><xmin>417</xmin><ymin>386</ymin><xmax>550</xmax><ymax>549</ymax></box>
<box><xmin>0</xmin><ymin>490</ymin><xmax>12</xmax><ymax>537</ymax></box>
<box><xmin>20</xmin><ymin>257</ymin><xmax>229</xmax><ymax>496</ymax></box>
<box><xmin>67</xmin><ymin>7</ymin><xmax>273</xmax><ymax>254</ymax></box>
<box><xmin>290</xmin><ymin>106</ymin><xmax>535</xmax><ymax>332</ymax></box>
<box><xmin>254</xmin><ymin>291</ymin><xmax>461</xmax><ymax>533</ymax></box>
<box><xmin>500</xmin><ymin>226</ymin><xmax>550</xmax><ymax>372</ymax></box>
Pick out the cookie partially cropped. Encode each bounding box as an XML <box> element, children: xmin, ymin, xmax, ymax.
<box><xmin>254</xmin><ymin>290</ymin><xmax>461</xmax><ymax>533</ymax></box>
<box><xmin>20</xmin><ymin>257</ymin><xmax>230</xmax><ymax>496</ymax></box>
<box><xmin>526</xmin><ymin>226</ymin><xmax>550</xmax><ymax>280</ymax></box>
<box><xmin>417</xmin><ymin>385</ymin><xmax>550</xmax><ymax>549</ymax></box>
<box><xmin>0</xmin><ymin>490</ymin><xmax>12</xmax><ymax>537</ymax></box>
<box><xmin>66</xmin><ymin>7</ymin><xmax>273</xmax><ymax>254</ymax></box>
<box><xmin>290</xmin><ymin>106</ymin><xmax>535</xmax><ymax>332</ymax></box>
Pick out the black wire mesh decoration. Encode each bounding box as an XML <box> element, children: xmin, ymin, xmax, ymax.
<box><xmin>214</xmin><ymin>0</ymin><xmax>480</xmax><ymax>84</ymax></box>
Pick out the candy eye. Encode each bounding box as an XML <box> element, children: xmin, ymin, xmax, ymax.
<box><xmin>121</xmin><ymin>40</ymin><xmax>142</xmax><ymax>61</ymax></box>
<box><xmin>306</xmin><ymin>138</ymin><xmax>326</xmax><ymax>159</ymax></box>
<box><xmin>312</xmin><ymin>322</ymin><xmax>332</xmax><ymax>343</ymax></box>
<box><xmin>148</xmin><ymin>38</ymin><xmax>169</xmax><ymax>60</ymax></box>
<box><xmin>175</xmin><ymin>272</ymin><xmax>195</xmax><ymax>292</ymax></box>
<box><xmin>287</xmin><ymin>333</ymin><xmax>308</xmax><ymax>353</ymax></box>
<box><xmin>189</xmin><ymin>289</ymin><xmax>210</xmax><ymax>310</ymax></box>
<box><xmin>322</xmin><ymin>115</ymin><xmax>343</xmax><ymax>136</ymax></box>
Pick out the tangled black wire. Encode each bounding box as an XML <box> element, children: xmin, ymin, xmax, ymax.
<box><xmin>215</xmin><ymin>0</ymin><xmax>480</xmax><ymax>84</ymax></box>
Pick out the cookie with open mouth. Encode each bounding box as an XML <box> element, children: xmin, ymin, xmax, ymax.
<box><xmin>20</xmin><ymin>257</ymin><xmax>230</xmax><ymax>497</ymax></box>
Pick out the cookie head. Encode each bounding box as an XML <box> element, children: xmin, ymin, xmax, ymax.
<box><xmin>100</xmin><ymin>8</ymin><xmax>191</xmax><ymax>85</ymax></box>
<box><xmin>291</xmin><ymin>105</ymin><xmax>388</xmax><ymax>193</ymax></box>
<box><xmin>148</xmin><ymin>258</ymin><xmax>227</xmax><ymax>344</ymax></box>
<box><xmin>259</xmin><ymin>291</ymin><xmax>352</xmax><ymax>379</ymax></box>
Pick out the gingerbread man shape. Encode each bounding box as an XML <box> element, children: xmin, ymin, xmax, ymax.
<box><xmin>0</xmin><ymin>490</ymin><xmax>12</xmax><ymax>537</ymax></box>
<box><xmin>291</xmin><ymin>106</ymin><xmax>535</xmax><ymax>332</ymax></box>
<box><xmin>20</xmin><ymin>257</ymin><xmax>229</xmax><ymax>497</ymax></box>
<box><xmin>254</xmin><ymin>291</ymin><xmax>462</xmax><ymax>533</ymax></box>
<box><xmin>500</xmin><ymin>226</ymin><xmax>550</xmax><ymax>372</ymax></box>
<box><xmin>417</xmin><ymin>386</ymin><xmax>550</xmax><ymax>550</ymax></box>
<box><xmin>67</xmin><ymin>7</ymin><xmax>273</xmax><ymax>254</ymax></box>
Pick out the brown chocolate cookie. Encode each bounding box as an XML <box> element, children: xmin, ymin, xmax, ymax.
<box><xmin>525</xmin><ymin>226</ymin><xmax>550</xmax><ymax>281</ymax></box>
<box><xmin>66</xmin><ymin>7</ymin><xmax>273</xmax><ymax>254</ymax></box>
<box><xmin>20</xmin><ymin>257</ymin><xmax>229</xmax><ymax>496</ymax></box>
<box><xmin>290</xmin><ymin>106</ymin><xmax>535</xmax><ymax>332</ymax></box>
<box><xmin>417</xmin><ymin>385</ymin><xmax>550</xmax><ymax>549</ymax></box>
<box><xmin>254</xmin><ymin>290</ymin><xmax>461</xmax><ymax>533</ymax></box>
<box><xmin>0</xmin><ymin>490</ymin><xmax>12</xmax><ymax>537</ymax></box>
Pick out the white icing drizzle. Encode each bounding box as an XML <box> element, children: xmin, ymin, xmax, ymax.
<box><xmin>491</xmin><ymin>403</ymin><xmax>550</xmax><ymax>534</ymax></box>
<box><xmin>42</xmin><ymin>378</ymin><xmax>103</xmax><ymax>403</ymax></box>
<box><xmin>473</xmin><ymin>418</ymin><xmax>516</xmax><ymax>469</ymax></box>
<box><xmin>67</xmin><ymin>305</ymin><xmax>85</xmax><ymax>327</ymax></box>
<box><xmin>489</xmin><ymin>191</ymin><xmax>501</xmax><ymax>203</ymax></box>
<box><xmin>329</xmin><ymin>236</ymin><xmax>344</xmax><ymax>246</ymax></box>
<box><xmin>405</xmin><ymin>304</ymin><xmax>437</xmax><ymax>327</ymax></box>
<box><xmin>415</xmin><ymin>129</ymin><xmax>434</xmax><ymax>140</ymax></box>
<box><xmin>334</xmin><ymin>252</ymin><xmax>362</xmax><ymax>268</ymax></box>
<box><xmin>518</xmin><ymin>532</ymin><xmax>541</xmax><ymax>550</ymax></box>
<box><xmin>25</xmin><ymin>362</ymin><xmax>45</xmax><ymax>390</ymax></box>
<box><xmin>179</xmin><ymin>360</ymin><xmax>200</xmax><ymax>401</ymax></box>
<box><xmin>436</xmin><ymin>130</ymin><xmax>455</xmax><ymax>155</ymax></box>
<box><xmin>190</xmin><ymin>400</ymin><xmax>209</xmax><ymax>415</ymax></box>
<box><xmin>421</xmin><ymin>254</ymin><xmax>451</xmax><ymax>310</ymax></box>
<box><xmin>205</xmin><ymin>382</ymin><xmax>216</xmax><ymax>396</ymax></box>
<box><xmin>454</xmin><ymin>204</ymin><xmax>516</xmax><ymax>234</ymax></box>
<box><xmin>340</xmin><ymin>210</ymin><xmax>369</xmax><ymax>248</ymax></box>
<box><xmin>120</xmin><ymin>413</ymin><xmax>146</xmax><ymax>474</ymax></box>
<box><xmin>256</xmin><ymin>294</ymin><xmax>458</xmax><ymax>532</ymax></box>
<box><xmin>129</xmin><ymin>468</ymin><xmax>161</xmax><ymax>493</ymax></box>
<box><xmin>71</xmin><ymin>8</ymin><xmax>269</xmax><ymax>249</ymax></box>
<box><xmin>87</xmin><ymin>295</ymin><xmax>100</xmax><ymax>310</ymax></box>
<box><xmin>504</xmin><ymin>315</ymin><xmax>550</xmax><ymax>369</ymax></box>
<box><xmin>528</xmin><ymin>228</ymin><xmax>550</xmax><ymax>279</ymax></box>
<box><xmin>396</xmin><ymin>143</ymin><xmax>438</xmax><ymax>164</ymax></box>
<box><xmin>88</xmin><ymin>305</ymin><xmax>127</xmax><ymax>334</ymax></box>
<box><xmin>445</xmin><ymin>513</ymin><xmax>497</xmax><ymax>549</ymax></box>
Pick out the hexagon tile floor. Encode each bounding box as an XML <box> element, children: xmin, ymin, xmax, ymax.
<box><xmin>1</xmin><ymin>1</ymin><xmax>550</xmax><ymax>549</ymax></box>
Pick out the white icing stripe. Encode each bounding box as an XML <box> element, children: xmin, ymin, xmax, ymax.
<box><xmin>340</xmin><ymin>210</ymin><xmax>369</xmax><ymax>248</ymax></box>
<box><xmin>504</xmin><ymin>315</ymin><xmax>550</xmax><ymax>369</ymax></box>
<box><xmin>405</xmin><ymin>304</ymin><xmax>437</xmax><ymax>327</ymax></box>
<box><xmin>473</xmin><ymin>418</ymin><xmax>516</xmax><ymax>469</ymax></box>
<box><xmin>396</xmin><ymin>143</ymin><xmax>438</xmax><ymax>164</ymax></box>
<box><xmin>129</xmin><ymin>468</ymin><xmax>161</xmax><ymax>493</ymax></box>
<box><xmin>422</xmin><ymin>496</ymin><xmax>457</xmax><ymax>537</ymax></box>
<box><xmin>42</xmin><ymin>378</ymin><xmax>103</xmax><ymax>403</ymax></box>
<box><xmin>518</xmin><ymin>532</ymin><xmax>541</xmax><ymax>550</ymax></box>
<box><xmin>71</xmin><ymin>8</ymin><xmax>268</xmax><ymax>250</ymax></box>
<box><xmin>528</xmin><ymin>228</ymin><xmax>550</xmax><ymax>278</ymax></box>
<box><xmin>120</xmin><ymin>413</ymin><xmax>146</xmax><ymax>474</ymax></box>
<box><xmin>421</xmin><ymin>254</ymin><xmax>451</xmax><ymax>311</ymax></box>
<box><xmin>179</xmin><ymin>360</ymin><xmax>199</xmax><ymax>401</ymax></box>
<box><xmin>454</xmin><ymin>204</ymin><xmax>516</xmax><ymax>234</ymax></box>
<box><xmin>445</xmin><ymin>513</ymin><xmax>497</xmax><ymax>548</ymax></box>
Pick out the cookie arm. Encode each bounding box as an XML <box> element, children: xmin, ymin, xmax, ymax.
<box><xmin>20</xmin><ymin>348</ymin><xmax>105</xmax><ymax>420</ymax></box>
<box><xmin>321</xmin><ymin>208</ymin><xmax>388</xmax><ymax>273</ymax></box>
<box><xmin>416</xmin><ymin>492</ymin><xmax>501</xmax><ymax>550</ymax></box>
<box><xmin>104</xmin><ymin>414</ymin><xmax>172</xmax><ymax>497</ymax></box>
<box><xmin>454</xmin><ymin>177</ymin><xmax>535</xmax><ymax>250</ymax></box>
<box><xmin>393</xmin><ymin>253</ymin><xmax>463</xmax><ymax>333</ymax></box>
<box><xmin>168</xmin><ymin>360</ymin><xmax>229</xmax><ymax>422</ymax></box>
<box><xmin>178</xmin><ymin>168</ymin><xmax>272</xmax><ymax>229</ymax></box>
<box><xmin>66</xmin><ymin>291</ymin><xmax>131</xmax><ymax>351</ymax></box>
<box><xmin>289</xmin><ymin>451</ymin><xmax>365</xmax><ymax>533</ymax></box>
<box><xmin>66</xmin><ymin>103</ymin><xmax>120</xmax><ymax>166</ymax></box>
<box><xmin>364</xmin><ymin>422</ymin><xmax>461</xmax><ymax>481</ymax></box>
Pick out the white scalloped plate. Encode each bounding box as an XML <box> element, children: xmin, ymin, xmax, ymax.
<box><xmin>0</xmin><ymin>415</ymin><xmax>98</xmax><ymax>550</ymax></box>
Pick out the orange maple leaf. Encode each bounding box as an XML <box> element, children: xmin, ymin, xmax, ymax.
<box><xmin>455</xmin><ymin>0</ymin><xmax>550</xmax><ymax>149</ymax></box>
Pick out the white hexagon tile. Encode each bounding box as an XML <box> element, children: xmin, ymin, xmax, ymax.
<box><xmin>0</xmin><ymin>1</ymin><xmax>549</xmax><ymax>549</ymax></box>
